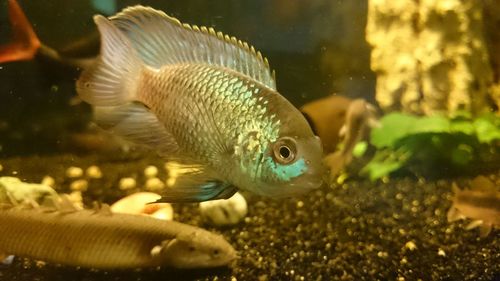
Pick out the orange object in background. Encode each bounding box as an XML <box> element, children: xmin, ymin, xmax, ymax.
<box><xmin>0</xmin><ymin>0</ymin><xmax>40</xmax><ymax>63</ymax></box>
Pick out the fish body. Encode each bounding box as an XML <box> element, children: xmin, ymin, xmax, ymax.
<box><xmin>77</xmin><ymin>6</ymin><xmax>324</xmax><ymax>202</ymax></box>
<box><xmin>0</xmin><ymin>204</ymin><xmax>236</xmax><ymax>269</ymax></box>
<box><xmin>447</xmin><ymin>178</ymin><xmax>500</xmax><ymax>237</ymax></box>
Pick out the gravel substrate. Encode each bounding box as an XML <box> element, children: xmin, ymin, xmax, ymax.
<box><xmin>0</xmin><ymin>154</ymin><xmax>498</xmax><ymax>281</ymax></box>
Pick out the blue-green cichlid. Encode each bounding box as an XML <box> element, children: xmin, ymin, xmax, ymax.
<box><xmin>76</xmin><ymin>6</ymin><xmax>325</xmax><ymax>202</ymax></box>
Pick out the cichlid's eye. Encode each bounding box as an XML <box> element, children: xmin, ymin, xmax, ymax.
<box><xmin>273</xmin><ymin>137</ymin><xmax>297</xmax><ymax>164</ymax></box>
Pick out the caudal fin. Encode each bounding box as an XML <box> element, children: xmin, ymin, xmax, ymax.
<box><xmin>0</xmin><ymin>0</ymin><xmax>40</xmax><ymax>63</ymax></box>
<box><xmin>76</xmin><ymin>15</ymin><xmax>141</xmax><ymax>106</ymax></box>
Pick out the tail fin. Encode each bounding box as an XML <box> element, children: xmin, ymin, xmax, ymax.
<box><xmin>0</xmin><ymin>0</ymin><xmax>40</xmax><ymax>63</ymax></box>
<box><xmin>76</xmin><ymin>15</ymin><xmax>142</xmax><ymax>106</ymax></box>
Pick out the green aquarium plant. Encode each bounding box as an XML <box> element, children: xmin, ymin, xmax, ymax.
<box><xmin>360</xmin><ymin>112</ymin><xmax>500</xmax><ymax>181</ymax></box>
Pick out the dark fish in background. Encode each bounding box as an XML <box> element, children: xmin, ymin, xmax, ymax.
<box><xmin>301</xmin><ymin>95</ymin><xmax>353</xmax><ymax>154</ymax></box>
<box><xmin>301</xmin><ymin>95</ymin><xmax>378</xmax><ymax>178</ymax></box>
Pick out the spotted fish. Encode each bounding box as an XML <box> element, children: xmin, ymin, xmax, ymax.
<box><xmin>76</xmin><ymin>6</ymin><xmax>324</xmax><ymax>202</ymax></box>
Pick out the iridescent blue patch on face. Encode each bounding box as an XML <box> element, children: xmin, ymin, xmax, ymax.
<box><xmin>266</xmin><ymin>157</ymin><xmax>307</xmax><ymax>181</ymax></box>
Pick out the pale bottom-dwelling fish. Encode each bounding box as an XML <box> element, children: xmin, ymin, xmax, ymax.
<box><xmin>0</xmin><ymin>199</ymin><xmax>236</xmax><ymax>269</ymax></box>
<box><xmin>447</xmin><ymin>176</ymin><xmax>500</xmax><ymax>237</ymax></box>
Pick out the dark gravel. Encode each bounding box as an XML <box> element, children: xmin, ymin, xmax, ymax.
<box><xmin>0</xmin><ymin>153</ymin><xmax>498</xmax><ymax>281</ymax></box>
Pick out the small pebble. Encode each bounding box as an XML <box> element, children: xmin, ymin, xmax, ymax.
<box><xmin>119</xmin><ymin>177</ymin><xmax>136</xmax><ymax>190</ymax></box>
<box><xmin>70</xmin><ymin>179</ymin><xmax>88</xmax><ymax>192</ymax></box>
<box><xmin>144</xmin><ymin>165</ymin><xmax>159</xmax><ymax>178</ymax></box>
<box><xmin>111</xmin><ymin>192</ymin><xmax>161</xmax><ymax>214</ymax></box>
<box><xmin>200</xmin><ymin>192</ymin><xmax>248</xmax><ymax>226</ymax></box>
<box><xmin>404</xmin><ymin>241</ymin><xmax>417</xmax><ymax>251</ymax></box>
<box><xmin>145</xmin><ymin>177</ymin><xmax>165</xmax><ymax>192</ymax></box>
<box><xmin>66</xmin><ymin>166</ymin><xmax>83</xmax><ymax>178</ymax></box>
<box><xmin>150</xmin><ymin>205</ymin><xmax>174</xmax><ymax>221</ymax></box>
<box><xmin>86</xmin><ymin>165</ymin><xmax>103</xmax><ymax>179</ymax></box>
<box><xmin>296</xmin><ymin>201</ymin><xmax>304</xmax><ymax>208</ymax></box>
<box><xmin>41</xmin><ymin>176</ymin><xmax>55</xmax><ymax>187</ymax></box>
<box><xmin>437</xmin><ymin>248</ymin><xmax>446</xmax><ymax>257</ymax></box>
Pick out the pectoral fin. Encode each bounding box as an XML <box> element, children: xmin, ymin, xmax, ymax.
<box><xmin>160</xmin><ymin>162</ymin><xmax>237</xmax><ymax>203</ymax></box>
<box><xmin>446</xmin><ymin>207</ymin><xmax>465</xmax><ymax>222</ymax></box>
<box><xmin>479</xmin><ymin>224</ymin><xmax>492</xmax><ymax>237</ymax></box>
<box><xmin>158</xmin><ymin>181</ymin><xmax>237</xmax><ymax>203</ymax></box>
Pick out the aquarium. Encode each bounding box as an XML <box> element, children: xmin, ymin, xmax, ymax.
<box><xmin>0</xmin><ymin>0</ymin><xmax>498</xmax><ymax>280</ymax></box>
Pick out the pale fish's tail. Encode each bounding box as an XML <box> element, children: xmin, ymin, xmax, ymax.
<box><xmin>0</xmin><ymin>0</ymin><xmax>41</xmax><ymax>63</ymax></box>
<box><xmin>76</xmin><ymin>15</ymin><xmax>142</xmax><ymax>106</ymax></box>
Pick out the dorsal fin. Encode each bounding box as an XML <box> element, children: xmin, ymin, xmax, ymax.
<box><xmin>99</xmin><ymin>204</ymin><xmax>113</xmax><ymax>216</ymax></box>
<box><xmin>109</xmin><ymin>6</ymin><xmax>276</xmax><ymax>90</ymax></box>
<box><xmin>470</xmin><ymin>175</ymin><xmax>496</xmax><ymax>192</ymax></box>
<box><xmin>92</xmin><ymin>202</ymin><xmax>113</xmax><ymax>216</ymax></box>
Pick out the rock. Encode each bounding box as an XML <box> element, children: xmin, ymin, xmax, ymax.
<box><xmin>65</xmin><ymin>166</ymin><xmax>83</xmax><ymax>178</ymax></box>
<box><xmin>145</xmin><ymin>177</ymin><xmax>165</xmax><ymax>192</ymax></box>
<box><xmin>200</xmin><ymin>192</ymin><xmax>248</xmax><ymax>226</ymax></box>
<box><xmin>70</xmin><ymin>179</ymin><xmax>88</xmax><ymax>192</ymax></box>
<box><xmin>40</xmin><ymin>176</ymin><xmax>55</xmax><ymax>187</ymax></box>
<box><xmin>118</xmin><ymin>177</ymin><xmax>136</xmax><ymax>190</ymax></box>
<box><xmin>110</xmin><ymin>192</ymin><xmax>173</xmax><ymax>220</ymax></box>
<box><xmin>0</xmin><ymin>177</ymin><xmax>59</xmax><ymax>206</ymax></box>
<box><xmin>144</xmin><ymin>165</ymin><xmax>158</xmax><ymax>178</ymax></box>
<box><xmin>86</xmin><ymin>165</ymin><xmax>103</xmax><ymax>179</ymax></box>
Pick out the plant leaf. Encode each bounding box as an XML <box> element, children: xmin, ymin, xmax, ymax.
<box><xmin>371</xmin><ymin>113</ymin><xmax>418</xmax><ymax>148</ymax></box>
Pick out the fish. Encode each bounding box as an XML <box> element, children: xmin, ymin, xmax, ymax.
<box><xmin>447</xmin><ymin>176</ymin><xmax>500</xmax><ymax>237</ymax></box>
<box><xmin>300</xmin><ymin>95</ymin><xmax>353</xmax><ymax>154</ymax></box>
<box><xmin>301</xmin><ymin>96</ymin><xmax>378</xmax><ymax>177</ymax></box>
<box><xmin>76</xmin><ymin>6</ymin><xmax>325</xmax><ymax>202</ymax></box>
<box><xmin>0</xmin><ymin>198</ymin><xmax>236</xmax><ymax>269</ymax></box>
